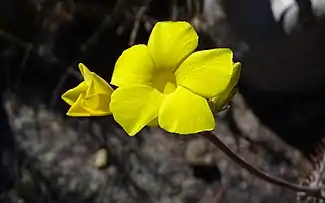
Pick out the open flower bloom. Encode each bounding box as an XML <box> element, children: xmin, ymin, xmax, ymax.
<box><xmin>61</xmin><ymin>63</ymin><xmax>114</xmax><ymax>116</ymax></box>
<box><xmin>110</xmin><ymin>21</ymin><xmax>240</xmax><ymax>136</ymax></box>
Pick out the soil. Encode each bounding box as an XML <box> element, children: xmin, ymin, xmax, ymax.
<box><xmin>1</xmin><ymin>93</ymin><xmax>309</xmax><ymax>203</ymax></box>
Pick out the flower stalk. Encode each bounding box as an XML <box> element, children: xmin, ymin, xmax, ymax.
<box><xmin>202</xmin><ymin>131</ymin><xmax>325</xmax><ymax>199</ymax></box>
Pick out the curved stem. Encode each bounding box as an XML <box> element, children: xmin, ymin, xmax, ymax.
<box><xmin>202</xmin><ymin>131</ymin><xmax>323</xmax><ymax>197</ymax></box>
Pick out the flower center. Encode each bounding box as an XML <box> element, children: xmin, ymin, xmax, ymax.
<box><xmin>152</xmin><ymin>70</ymin><xmax>177</xmax><ymax>94</ymax></box>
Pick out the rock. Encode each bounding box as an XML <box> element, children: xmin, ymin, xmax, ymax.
<box><xmin>185</xmin><ymin>138</ymin><xmax>209</xmax><ymax>164</ymax></box>
<box><xmin>93</xmin><ymin>148</ymin><xmax>109</xmax><ymax>169</ymax></box>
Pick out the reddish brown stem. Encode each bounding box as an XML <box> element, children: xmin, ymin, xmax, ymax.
<box><xmin>202</xmin><ymin>131</ymin><xmax>324</xmax><ymax>198</ymax></box>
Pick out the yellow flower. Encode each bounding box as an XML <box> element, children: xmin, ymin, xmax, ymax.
<box><xmin>210</xmin><ymin>62</ymin><xmax>241</xmax><ymax>112</ymax></box>
<box><xmin>110</xmin><ymin>21</ymin><xmax>239</xmax><ymax>136</ymax></box>
<box><xmin>61</xmin><ymin>63</ymin><xmax>114</xmax><ymax>116</ymax></box>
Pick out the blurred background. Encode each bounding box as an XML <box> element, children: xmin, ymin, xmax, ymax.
<box><xmin>0</xmin><ymin>0</ymin><xmax>325</xmax><ymax>202</ymax></box>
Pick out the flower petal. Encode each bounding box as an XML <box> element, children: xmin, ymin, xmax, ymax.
<box><xmin>66</xmin><ymin>94</ymin><xmax>90</xmax><ymax>116</ymax></box>
<box><xmin>63</xmin><ymin>63</ymin><xmax>114</xmax><ymax>116</ymax></box>
<box><xmin>83</xmin><ymin>77</ymin><xmax>113</xmax><ymax>115</ymax></box>
<box><xmin>110</xmin><ymin>85</ymin><xmax>165</xmax><ymax>136</ymax></box>
<box><xmin>211</xmin><ymin>62</ymin><xmax>241</xmax><ymax>112</ymax></box>
<box><xmin>230</xmin><ymin>62</ymin><xmax>241</xmax><ymax>88</ymax></box>
<box><xmin>67</xmin><ymin>94</ymin><xmax>112</xmax><ymax>116</ymax></box>
<box><xmin>148</xmin><ymin>21</ymin><xmax>198</xmax><ymax>71</ymax></box>
<box><xmin>61</xmin><ymin>82</ymin><xmax>88</xmax><ymax>106</ymax></box>
<box><xmin>176</xmin><ymin>48</ymin><xmax>234</xmax><ymax>98</ymax></box>
<box><xmin>79</xmin><ymin>63</ymin><xmax>93</xmax><ymax>85</ymax></box>
<box><xmin>111</xmin><ymin>45</ymin><xmax>155</xmax><ymax>87</ymax></box>
<box><xmin>147</xmin><ymin>118</ymin><xmax>158</xmax><ymax>126</ymax></box>
<box><xmin>158</xmin><ymin>86</ymin><xmax>215</xmax><ymax>134</ymax></box>
<box><xmin>84</xmin><ymin>94</ymin><xmax>112</xmax><ymax>115</ymax></box>
<box><xmin>151</xmin><ymin>70</ymin><xmax>177</xmax><ymax>94</ymax></box>
<box><xmin>86</xmin><ymin>73</ymin><xmax>114</xmax><ymax>96</ymax></box>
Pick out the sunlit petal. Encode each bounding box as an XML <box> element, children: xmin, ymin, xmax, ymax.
<box><xmin>148</xmin><ymin>21</ymin><xmax>198</xmax><ymax>71</ymax></box>
<box><xmin>61</xmin><ymin>82</ymin><xmax>88</xmax><ymax>106</ymax></box>
<box><xmin>176</xmin><ymin>48</ymin><xmax>233</xmax><ymax>98</ymax></box>
<box><xmin>79</xmin><ymin>63</ymin><xmax>93</xmax><ymax>85</ymax></box>
<box><xmin>86</xmin><ymin>73</ymin><xmax>114</xmax><ymax>96</ymax></box>
<box><xmin>110</xmin><ymin>85</ymin><xmax>165</xmax><ymax>136</ymax></box>
<box><xmin>66</xmin><ymin>94</ymin><xmax>112</xmax><ymax>116</ymax></box>
<box><xmin>66</xmin><ymin>94</ymin><xmax>90</xmax><ymax>116</ymax></box>
<box><xmin>211</xmin><ymin>62</ymin><xmax>241</xmax><ymax>112</ymax></box>
<box><xmin>111</xmin><ymin>45</ymin><xmax>155</xmax><ymax>87</ymax></box>
<box><xmin>62</xmin><ymin>63</ymin><xmax>114</xmax><ymax>117</ymax></box>
<box><xmin>158</xmin><ymin>86</ymin><xmax>215</xmax><ymax>134</ymax></box>
<box><xmin>151</xmin><ymin>70</ymin><xmax>177</xmax><ymax>94</ymax></box>
<box><xmin>84</xmin><ymin>94</ymin><xmax>112</xmax><ymax>115</ymax></box>
<box><xmin>230</xmin><ymin>62</ymin><xmax>241</xmax><ymax>88</ymax></box>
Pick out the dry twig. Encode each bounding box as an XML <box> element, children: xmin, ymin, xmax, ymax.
<box><xmin>129</xmin><ymin>6</ymin><xmax>148</xmax><ymax>46</ymax></box>
<box><xmin>0</xmin><ymin>29</ymin><xmax>33</xmax><ymax>90</ymax></box>
<box><xmin>298</xmin><ymin>145</ymin><xmax>325</xmax><ymax>202</ymax></box>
